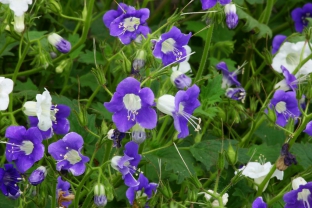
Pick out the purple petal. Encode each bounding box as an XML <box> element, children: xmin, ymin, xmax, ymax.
<box><xmin>28</xmin><ymin>116</ymin><xmax>39</xmax><ymax>127</ymax></box>
<box><xmin>176</xmin><ymin>116</ymin><xmax>189</xmax><ymax>138</ymax></box>
<box><xmin>25</xmin><ymin>127</ymin><xmax>43</xmax><ymax>144</ymax></box>
<box><xmin>55</xmin><ymin>104</ymin><xmax>71</xmax><ymax>118</ymax></box>
<box><xmin>126</xmin><ymin>186</ymin><xmax>137</xmax><ymax>205</ymax></box>
<box><xmin>53</xmin><ymin>118</ymin><xmax>70</xmax><ymax>135</ymax></box>
<box><xmin>137</xmin><ymin>173</ymin><xmax>149</xmax><ymax>190</ymax></box>
<box><xmin>103</xmin><ymin>10</ymin><xmax>121</xmax><ymax>28</ymax></box>
<box><xmin>62</xmin><ymin>132</ymin><xmax>84</xmax><ymax>150</ymax></box>
<box><xmin>5</xmin><ymin>126</ymin><xmax>26</xmax><ymax>142</ymax></box>
<box><xmin>304</xmin><ymin>121</ymin><xmax>312</xmax><ymax>136</ymax></box>
<box><xmin>39</xmin><ymin>128</ymin><xmax>53</xmax><ymax>140</ymax></box>
<box><xmin>219</xmin><ymin>0</ymin><xmax>231</xmax><ymax>5</ymax></box>
<box><xmin>145</xmin><ymin>183</ymin><xmax>158</xmax><ymax>198</ymax></box>
<box><xmin>272</xmin><ymin>35</ymin><xmax>287</xmax><ymax>54</ymax></box>
<box><xmin>291</xmin><ymin>8</ymin><xmax>304</xmax><ymax>32</ymax></box>
<box><xmin>252</xmin><ymin>197</ymin><xmax>267</xmax><ymax>208</ymax></box>
<box><xmin>48</xmin><ymin>140</ymin><xmax>68</xmax><ymax>160</ymax></box>
<box><xmin>201</xmin><ymin>0</ymin><xmax>217</xmax><ymax>10</ymax></box>
<box><xmin>69</xmin><ymin>161</ymin><xmax>87</xmax><ymax>176</ymax></box>
<box><xmin>283</xmin><ymin>189</ymin><xmax>300</xmax><ymax>206</ymax></box>
<box><xmin>104</xmin><ymin>92</ymin><xmax>125</xmax><ymax>113</ymax></box>
<box><xmin>124</xmin><ymin>173</ymin><xmax>139</xmax><ymax>187</ymax></box>
<box><xmin>116</xmin><ymin>77</ymin><xmax>140</xmax><ymax>95</ymax></box>
<box><xmin>136</xmin><ymin>107</ymin><xmax>157</xmax><ymax>129</ymax></box>
<box><xmin>139</xmin><ymin>87</ymin><xmax>155</xmax><ymax>106</ymax></box>
<box><xmin>113</xmin><ymin>109</ymin><xmax>136</xmax><ymax>132</ymax></box>
<box><xmin>124</xmin><ymin>141</ymin><xmax>141</xmax><ymax>166</ymax></box>
<box><xmin>137</xmin><ymin>8</ymin><xmax>150</xmax><ymax>23</ymax></box>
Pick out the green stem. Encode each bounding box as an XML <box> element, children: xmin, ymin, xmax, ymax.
<box><xmin>60</xmin><ymin>14</ymin><xmax>83</xmax><ymax>21</ymax></box>
<box><xmin>267</xmin><ymin>183</ymin><xmax>291</xmax><ymax>206</ymax></box>
<box><xmin>85</xmin><ymin>85</ymin><xmax>101</xmax><ymax>109</ymax></box>
<box><xmin>195</xmin><ymin>24</ymin><xmax>214</xmax><ymax>82</ymax></box>
<box><xmin>256</xmin><ymin>164</ymin><xmax>276</xmax><ymax>196</ymax></box>
<box><xmin>102</xmin><ymin>140</ymin><xmax>113</xmax><ymax>164</ymax></box>
<box><xmin>258</xmin><ymin>0</ymin><xmax>274</xmax><ymax>24</ymax></box>
<box><xmin>74</xmin><ymin>168</ymin><xmax>93</xmax><ymax>208</ymax></box>
<box><xmin>142</xmin><ymin>142</ymin><xmax>172</xmax><ymax>155</ymax></box>
<box><xmin>239</xmin><ymin>114</ymin><xmax>266</xmax><ymax>147</ymax></box>
<box><xmin>155</xmin><ymin>116</ymin><xmax>170</xmax><ymax>142</ymax></box>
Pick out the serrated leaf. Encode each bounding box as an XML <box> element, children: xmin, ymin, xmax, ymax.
<box><xmin>247</xmin><ymin>143</ymin><xmax>280</xmax><ymax>163</ymax></box>
<box><xmin>14</xmin><ymin>78</ymin><xmax>38</xmax><ymax>91</ymax></box>
<box><xmin>28</xmin><ymin>31</ymin><xmax>48</xmax><ymax>41</ymax></box>
<box><xmin>90</xmin><ymin>102</ymin><xmax>112</xmax><ymax>121</ymax></box>
<box><xmin>200</xmin><ymin>74</ymin><xmax>225</xmax><ymax>104</ymax></box>
<box><xmin>253</xmin><ymin>122</ymin><xmax>285</xmax><ymax>146</ymax></box>
<box><xmin>78</xmin><ymin>50</ymin><xmax>105</xmax><ymax>65</ymax></box>
<box><xmin>194</xmin><ymin>106</ymin><xmax>219</xmax><ymax>119</ymax></box>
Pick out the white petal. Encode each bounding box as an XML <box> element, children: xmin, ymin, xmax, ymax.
<box><xmin>274</xmin><ymin>80</ymin><xmax>290</xmax><ymax>91</ymax></box>
<box><xmin>37</xmin><ymin>114</ymin><xmax>52</xmax><ymax>131</ymax></box>
<box><xmin>292</xmin><ymin>177</ymin><xmax>307</xmax><ymax>190</ymax></box>
<box><xmin>0</xmin><ymin>93</ymin><xmax>9</xmax><ymax>110</ymax></box>
<box><xmin>156</xmin><ymin>95</ymin><xmax>175</xmax><ymax>116</ymax></box>
<box><xmin>183</xmin><ymin>45</ymin><xmax>192</xmax><ymax>62</ymax></box>
<box><xmin>9</xmin><ymin>0</ymin><xmax>32</xmax><ymax>16</ymax></box>
<box><xmin>23</xmin><ymin>101</ymin><xmax>37</xmax><ymax>116</ymax></box>
<box><xmin>174</xmin><ymin>62</ymin><xmax>191</xmax><ymax>74</ymax></box>
<box><xmin>0</xmin><ymin>77</ymin><xmax>13</xmax><ymax>94</ymax></box>
<box><xmin>0</xmin><ymin>0</ymin><xmax>10</xmax><ymax>4</ymax></box>
<box><xmin>272</xmin><ymin>169</ymin><xmax>284</xmax><ymax>180</ymax></box>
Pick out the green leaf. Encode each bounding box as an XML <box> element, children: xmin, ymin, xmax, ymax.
<box><xmin>14</xmin><ymin>78</ymin><xmax>38</xmax><ymax>92</ymax></box>
<box><xmin>90</xmin><ymin>102</ymin><xmax>112</xmax><ymax>121</ymax></box>
<box><xmin>292</xmin><ymin>143</ymin><xmax>312</xmax><ymax>169</ymax></box>
<box><xmin>0</xmin><ymin>34</ymin><xmax>19</xmax><ymax>58</ymax></box>
<box><xmin>194</xmin><ymin>106</ymin><xmax>219</xmax><ymax>119</ymax></box>
<box><xmin>200</xmin><ymin>74</ymin><xmax>225</xmax><ymax>105</ymax></box>
<box><xmin>28</xmin><ymin>31</ymin><xmax>48</xmax><ymax>41</ymax></box>
<box><xmin>68</xmin><ymin>34</ymin><xmax>85</xmax><ymax>59</ymax></box>
<box><xmin>246</xmin><ymin>0</ymin><xmax>264</xmax><ymax>4</ymax></box>
<box><xmin>247</xmin><ymin>143</ymin><xmax>280</xmax><ymax>163</ymax></box>
<box><xmin>78</xmin><ymin>50</ymin><xmax>105</xmax><ymax>65</ymax></box>
<box><xmin>253</xmin><ymin>122</ymin><xmax>285</xmax><ymax>146</ymax></box>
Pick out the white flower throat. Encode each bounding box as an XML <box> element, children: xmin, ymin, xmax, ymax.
<box><xmin>297</xmin><ymin>189</ymin><xmax>311</xmax><ymax>208</ymax></box>
<box><xmin>275</xmin><ymin>101</ymin><xmax>287</xmax><ymax>114</ymax></box>
<box><xmin>5</xmin><ymin>140</ymin><xmax>34</xmax><ymax>155</ymax></box>
<box><xmin>178</xmin><ymin>103</ymin><xmax>201</xmax><ymax>132</ymax></box>
<box><xmin>119</xmin><ymin>17</ymin><xmax>140</xmax><ymax>35</ymax></box>
<box><xmin>161</xmin><ymin>38</ymin><xmax>183</xmax><ymax>61</ymax></box>
<box><xmin>123</xmin><ymin>94</ymin><xmax>142</xmax><ymax>121</ymax></box>
<box><xmin>60</xmin><ymin>149</ymin><xmax>82</xmax><ymax>165</ymax></box>
<box><xmin>286</xmin><ymin>52</ymin><xmax>300</xmax><ymax>66</ymax></box>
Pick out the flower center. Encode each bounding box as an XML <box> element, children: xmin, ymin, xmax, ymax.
<box><xmin>178</xmin><ymin>103</ymin><xmax>201</xmax><ymax>132</ymax></box>
<box><xmin>286</xmin><ymin>53</ymin><xmax>300</xmax><ymax>66</ymax></box>
<box><xmin>275</xmin><ymin>101</ymin><xmax>287</xmax><ymax>114</ymax></box>
<box><xmin>161</xmin><ymin>38</ymin><xmax>183</xmax><ymax>60</ymax></box>
<box><xmin>119</xmin><ymin>17</ymin><xmax>140</xmax><ymax>33</ymax></box>
<box><xmin>20</xmin><ymin>141</ymin><xmax>34</xmax><ymax>155</ymax></box>
<box><xmin>297</xmin><ymin>188</ymin><xmax>311</xmax><ymax>208</ymax></box>
<box><xmin>123</xmin><ymin>94</ymin><xmax>141</xmax><ymax>121</ymax></box>
<box><xmin>50</xmin><ymin>105</ymin><xmax>59</xmax><ymax>123</ymax></box>
<box><xmin>64</xmin><ymin>149</ymin><xmax>82</xmax><ymax>165</ymax></box>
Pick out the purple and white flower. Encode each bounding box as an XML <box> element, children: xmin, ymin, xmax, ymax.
<box><xmin>252</xmin><ymin>197</ymin><xmax>267</xmax><ymax>208</ymax></box>
<box><xmin>56</xmin><ymin>176</ymin><xmax>73</xmax><ymax>207</ymax></box>
<box><xmin>272</xmin><ymin>35</ymin><xmax>287</xmax><ymax>54</ymax></box>
<box><xmin>103</xmin><ymin>3</ymin><xmax>133</xmax><ymax>28</ymax></box>
<box><xmin>131</xmin><ymin>124</ymin><xmax>147</xmax><ymax>144</ymax></box>
<box><xmin>48</xmin><ymin>132</ymin><xmax>90</xmax><ymax>176</ymax></box>
<box><xmin>200</xmin><ymin>0</ymin><xmax>231</xmax><ymax>10</ymax></box>
<box><xmin>224</xmin><ymin>3</ymin><xmax>238</xmax><ymax>29</ymax></box>
<box><xmin>170</xmin><ymin>71</ymin><xmax>192</xmax><ymax>90</ymax></box>
<box><xmin>274</xmin><ymin>66</ymin><xmax>298</xmax><ymax>91</ymax></box>
<box><xmin>28</xmin><ymin>166</ymin><xmax>47</xmax><ymax>186</ymax></box>
<box><xmin>216</xmin><ymin>62</ymin><xmax>241</xmax><ymax>88</ymax></box>
<box><xmin>0</xmin><ymin>164</ymin><xmax>22</xmax><ymax>197</ymax></box>
<box><xmin>283</xmin><ymin>177</ymin><xmax>312</xmax><ymax>207</ymax></box>
<box><xmin>126</xmin><ymin>173</ymin><xmax>157</xmax><ymax>205</ymax></box>
<box><xmin>28</xmin><ymin>104</ymin><xmax>71</xmax><ymax>140</ymax></box>
<box><xmin>104</xmin><ymin>77</ymin><xmax>157</xmax><ymax>132</ymax></box>
<box><xmin>156</xmin><ymin>84</ymin><xmax>201</xmax><ymax>138</ymax></box>
<box><xmin>225</xmin><ymin>87</ymin><xmax>246</xmax><ymax>102</ymax></box>
<box><xmin>153</xmin><ymin>26</ymin><xmax>191</xmax><ymax>66</ymax></box>
<box><xmin>268</xmin><ymin>90</ymin><xmax>300</xmax><ymax>127</ymax></box>
<box><xmin>94</xmin><ymin>184</ymin><xmax>107</xmax><ymax>207</ymax></box>
<box><xmin>5</xmin><ymin>126</ymin><xmax>44</xmax><ymax>173</ymax></box>
<box><xmin>48</xmin><ymin>33</ymin><xmax>71</xmax><ymax>53</ymax></box>
<box><xmin>291</xmin><ymin>3</ymin><xmax>312</xmax><ymax>33</ymax></box>
<box><xmin>111</xmin><ymin>141</ymin><xmax>141</xmax><ymax>187</ymax></box>
<box><xmin>0</xmin><ymin>77</ymin><xmax>13</xmax><ymax>111</ymax></box>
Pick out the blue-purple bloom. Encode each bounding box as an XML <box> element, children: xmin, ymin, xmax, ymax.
<box><xmin>0</xmin><ymin>164</ymin><xmax>22</xmax><ymax>197</ymax></box>
<box><xmin>268</xmin><ymin>90</ymin><xmax>300</xmax><ymax>127</ymax></box>
<box><xmin>153</xmin><ymin>26</ymin><xmax>191</xmax><ymax>66</ymax></box>
<box><xmin>304</xmin><ymin>121</ymin><xmax>312</xmax><ymax>136</ymax></box>
<box><xmin>201</xmin><ymin>0</ymin><xmax>231</xmax><ymax>10</ymax></box>
<box><xmin>170</xmin><ymin>71</ymin><xmax>192</xmax><ymax>90</ymax></box>
<box><xmin>216</xmin><ymin>62</ymin><xmax>241</xmax><ymax>88</ymax></box>
<box><xmin>224</xmin><ymin>4</ymin><xmax>238</xmax><ymax>29</ymax></box>
<box><xmin>252</xmin><ymin>197</ymin><xmax>267</xmax><ymax>208</ymax></box>
<box><xmin>28</xmin><ymin>104</ymin><xmax>70</xmax><ymax>140</ymax></box>
<box><xmin>94</xmin><ymin>184</ymin><xmax>107</xmax><ymax>207</ymax></box>
<box><xmin>111</xmin><ymin>141</ymin><xmax>141</xmax><ymax>187</ymax></box>
<box><xmin>104</xmin><ymin>77</ymin><xmax>157</xmax><ymax>132</ymax></box>
<box><xmin>28</xmin><ymin>166</ymin><xmax>47</xmax><ymax>186</ymax></box>
<box><xmin>226</xmin><ymin>87</ymin><xmax>246</xmax><ymax>102</ymax></box>
<box><xmin>274</xmin><ymin>66</ymin><xmax>298</xmax><ymax>91</ymax></box>
<box><xmin>272</xmin><ymin>35</ymin><xmax>287</xmax><ymax>54</ymax></box>
<box><xmin>126</xmin><ymin>173</ymin><xmax>158</xmax><ymax>205</ymax></box>
<box><xmin>56</xmin><ymin>176</ymin><xmax>73</xmax><ymax>207</ymax></box>
<box><xmin>5</xmin><ymin>126</ymin><xmax>44</xmax><ymax>173</ymax></box>
<box><xmin>48</xmin><ymin>33</ymin><xmax>71</xmax><ymax>53</ymax></box>
<box><xmin>48</xmin><ymin>132</ymin><xmax>90</xmax><ymax>176</ymax></box>
<box><xmin>156</xmin><ymin>85</ymin><xmax>201</xmax><ymax>138</ymax></box>
<box><xmin>103</xmin><ymin>3</ymin><xmax>133</xmax><ymax>28</ymax></box>
<box><xmin>291</xmin><ymin>3</ymin><xmax>312</xmax><ymax>33</ymax></box>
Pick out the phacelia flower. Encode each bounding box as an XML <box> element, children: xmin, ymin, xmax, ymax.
<box><xmin>268</xmin><ymin>90</ymin><xmax>300</xmax><ymax>127</ymax></box>
<box><xmin>0</xmin><ymin>164</ymin><xmax>22</xmax><ymax>197</ymax></box>
<box><xmin>126</xmin><ymin>173</ymin><xmax>158</xmax><ymax>205</ymax></box>
<box><xmin>5</xmin><ymin>126</ymin><xmax>44</xmax><ymax>173</ymax></box>
<box><xmin>94</xmin><ymin>184</ymin><xmax>107</xmax><ymax>207</ymax></box>
<box><xmin>23</xmin><ymin>89</ymin><xmax>53</xmax><ymax>131</ymax></box>
<box><xmin>216</xmin><ymin>62</ymin><xmax>241</xmax><ymax>89</ymax></box>
<box><xmin>28</xmin><ymin>104</ymin><xmax>71</xmax><ymax>140</ymax></box>
<box><xmin>272</xmin><ymin>35</ymin><xmax>287</xmax><ymax>54</ymax></box>
<box><xmin>283</xmin><ymin>177</ymin><xmax>312</xmax><ymax>208</ymax></box>
<box><xmin>170</xmin><ymin>71</ymin><xmax>192</xmax><ymax>90</ymax></box>
<box><xmin>0</xmin><ymin>77</ymin><xmax>13</xmax><ymax>111</ymax></box>
<box><xmin>272</xmin><ymin>41</ymin><xmax>312</xmax><ymax>76</ymax></box>
<box><xmin>153</xmin><ymin>26</ymin><xmax>191</xmax><ymax>66</ymax></box>
<box><xmin>156</xmin><ymin>84</ymin><xmax>201</xmax><ymax>138</ymax></box>
<box><xmin>57</xmin><ymin>176</ymin><xmax>74</xmax><ymax>208</ymax></box>
<box><xmin>304</xmin><ymin>121</ymin><xmax>312</xmax><ymax>136</ymax></box>
<box><xmin>172</xmin><ymin>45</ymin><xmax>192</xmax><ymax>74</ymax></box>
<box><xmin>224</xmin><ymin>3</ymin><xmax>238</xmax><ymax>29</ymax></box>
<box><xmin>28</xmin><ymin>166</ymin><xmax>47</xmax><ymax>186</ymax></box>
<box><xmin>105</xmin><ymin>4</ymin><xmax>150</xmax><ymax>45</ymax></box>
<box><xmin>199</xmin><ymin>190</ymin><xmax>229</xmax><ymax>207</ymax></box>
<box><xmin>291</xmin><ymin>3</ymin><xmax>312</xmax><ymax>33</ymax></box>
<box><xmin>104</xmin><ymin>77</ymin><xmax>157</xmax><ymax>132</ymax></box>
<box><xmin>103</xmin><ymin>3</ymin><xmax>133</xmax><ymax>28</ymax></box>
<box><xmin>274</xmin><ymin>66</ymin><xmax>298</xmax><ymax>91</ymax></box>
<box><xmin>252</xmin><ymin>197</ymin><xmax>267</xmax><ymax>208</ymax></box>
<box><xmin>111</xmin><ymin>141</ymin><xmax>141</xmax><ymax>187</ymax></box>
<box><xmin>48</xmin><ymin>132</ymin><xmax>90</xmax><ymax>176</ymax></box>
<box><xmin>48</xmin><ymin>33</ymin><xmax>71</xmax><ymax>53</ymax></box>
<box><xmin>107</xmin><ymin>129</ymin><xmax>126</xmax><ymax>148</ymax></box>
<box><xmin>131</xmin><ymin>124</ymin><xmax>147</xmax><ymax>144</ymax></box>
<box><xmin>0</xmin><ymin>0</ymin><xmax>32</xmax><ymax>16</ymax></box>
<box><xmin>225</xmin><ymin>87</ymin><xmax>246</xmax><ymax>102</ymax></box>
<box><xmin>200</xmin><ymin>0</ymin><xmax>231</xmax><ymax>10</ymax></box>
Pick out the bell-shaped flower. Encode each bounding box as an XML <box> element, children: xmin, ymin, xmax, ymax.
<box><xmin>94</xmin><ymin>184</ymin><xmax>107</xmax><ymax>207</ymax></box>
<box><xmin>0</xmin><ymin>77</ymin><xmax>13</xmax><ymax>111</ymax></box>
<box><xmin>216</xmin><ymin>62</ymin><xmax>241</xmax><ymax>89</ymax></box>
<box><xmin>274</xmin><ymin>66</ymin><xmax>298</xmax><ymax>91</ymax></box>
<box><xmin>224</xmin><ymin>3</ymin><xmax>238</xmax><ymax>29</ymax></box>
<box><xmin>200</xmin><ymin>0</ymin><xmax>231</xmax><ymax>10</ymax></box>
<box><xmin>272</xmin><ymin>35</ymin><xmax>287</xmax><ymax>54</ymax></box>
<box><xmin>153</xmin><ymin>26</ymin><xmax>191</xmax><ymax>66</ymax></box>
<box><xmin>5</xmin><ymin>126</ymin><xmax>44</xmax><ymax>173</ymax></box>
<box><xmin>291</xmin><ymin>3</ymin><xmax>312</xmax><ymax>33</ymax></box>
<box><xmin>104</xmin><ymin>77</ymin><xmax>157</xmax><ymax>132</ymax></box>
<box><xmin>48</xmin><ymin>132</ymin><xmax>90</xmax><ymax>176</ymax></box>
<box><xmin>225</xmin><ymin>87</ymin><xmax>246</xmax><ymax>102</ymax></box>
<box><xmin>28</xmin><ymin>166</ymin><xmax>47</xmax><ymax>186</ymax></box>
<box><xmin>56</xmin><ymin>177</ymin><xmax>74</xmax><ymax>208</ymax></box>
<box><xmin>252</xmin><ymin>197</ymin><xmax>267</xmax><ymax>208</ymax></box>
<box><xmin>0</xmin><ymin>0</ymin><xmax>32</xmax><ymax>16</ymax></box>
<box><xmin>0</xmin><ymin>164</ymin><xmax>22</xmax><ymax>197</ymax></box>
<box><xmin>156</xmin><ymin>84</ymin><xmax>201</xmax><ymax>138</ymax></box>
<box><xmin>48</xmin><ymin>33</ymin><xmax>71</xmax><ymax>53</ymax></box>
<box><xmin>283</xmin><ymin>177</ymin><xmax>312</xmax><ymax>207</ymax></box>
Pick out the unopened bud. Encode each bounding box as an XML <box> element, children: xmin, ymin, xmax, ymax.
<box><xmin>14</xmin><ymin>15</ymin><xmax>25</xmax><ymax>33</ymax></box>
<box><xmin>224</xmin><ymin>4</ymin><xmax>238</xmax><ymax>29</ymax></box>
<box><xmin>170</xmin><ymin>71</ymin><xmax>192</xmax><ymax>90</ymax></box>
<box><xmin>94</xmin><ymin>184</ymin><xmax>107</xmax><ymax>207</ymax></box>
<box><xmin>226</xmin><ymin>143</ymin><xmax>237</xmax><ymax>165</ymax></box>
<box><xmin>132</xmin><ymin>50</ymin><xmax>146</xmax><ymax>71</ymax></box>
<box><xmin>29</xmin><ymin>166</ymin><xmax>47</xmax><ymax>186</ymax></box>
<box><xmin>48</xmin><ymin>33</ymin><xmax>71</xmax><ymax>53</ymax></box>
<box><xmin>131</xmin><ymin>124</ymin><xmax>146</xmax><ymax>144</ymax></box>
<box><xmin>91</xmin><ymin>65</ymin><xmax>107</xmax><ymax>85</ymax></box>
<box><xmin>266</xmin><ymin>107</ymin><xmax>276</xmax><ymax>124</ymax></box>
<box><xmin>47</xmin><ymin>0</ymin><xmax>62</xmax><ymax>14</ymax></box>
<box><xmin>107</xmin><ymin>129</ymin><xmax>126</xmax><ymax>148</ymax></box>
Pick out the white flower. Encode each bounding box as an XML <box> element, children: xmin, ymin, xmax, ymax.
<box><xmin>14</xmin><ymin>15</ymin><xmax>25</xmax><ymax>33</ymax></box>
<box><xmin>172</xmin><ymin>45</ymin><xmax>192</xmax><ymax>74</ymax></box>
<box><xmin>272</xmin><ymin>41</ymin><xmax>312</xmax><ymax>76</ymax></box>
<box><xmin>23</xmin><ymin>89</ymin><xmax>52</xmax><ymax>131</ymax></box>
<box><xmin>199</xmin><ymin>190</ymin><xmax>229</xmax><ymax>207</ymax></box>
<box><xmin>0</xmin><ymin>0</ymin><xmax>32</xmax><ymax>17</ymax></box>
<box><xmin>236</xmin><ymin>162</ymin><xmax>283</xmax><ymax>191</ymax></box>
<box><xmin>0</xmin><ymin>77</ymin><xmax>14</xmax><ymax>111</ymax></box>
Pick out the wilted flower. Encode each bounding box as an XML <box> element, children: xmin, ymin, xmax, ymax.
<box><xmin>0</xmin><ymin>77</ymin><xmax>13</xmax><ymax>111</ymax></box>
<box><xmin>104</xmin><ymin>77</ymin><xmax>157</xmax><ymax>132</ymax></box>
<box><xmin>57</xmin><ymin>177</ymin><xmax>74</xmax><ymax>208</ymax></box>
<box><xmin>0</xmin><ymin>0</ymin><xmax>32</xmax><ymax>16</ymax></box>
<box><xmin>291</xmin><ymin>3</ymin><xmax>312</xmax><ymax>33</ymax></box>
<box><xmin>274</xmin><ymin>66</ymin><xmax>298</xmax><ymax>91</ymax></box>
<box><xmin>224</xmin><ymin>4</ymin><xmax>238</xmax><ymax>29</ymax></box>
<box><xmin>107</xmin><ymin>129</ymin><xmax>126</xmax><ymax>148</ymax></box>
<box><xmin>200</xmin><ymin>0</ymin><xmax>231</xmax><ymax>10</ymax></box>
<box><xmin>0</xmin><ymin>164</ymin><xmax>22</xmax><ymax>197</ymax></box>
<box><xmin>5</xmin><ymin>126</ymin><xmax>44</xmax><ymax>173</ymax></box>
<box><xmin>283</xmin><ymin>177</ymin><xmax>312</xmax><ymax>207</ymax></box>
<box><xmin>156</xmin><ymin>85</ymin><xmax>201</xmax><ymax>138</ymax></box>
<box><xmin>225</xmin><ymin>87</ymin><xmax>246</xmax><ymax>102</ymax></box>
<box><xmin>94</xmin><ymin>184</ymin><xmax>107</xmax><ymax>207</ymax></box>
<box><xmin>153</xmin><ymin>26</ymin><xmax>191</xmax><ymax>66</ymax></box>
<box><xmin>48</xmin><ymin>132</ymin><xmax>90</xmax><ymax>176</ymax></box>
<box><xmin>48</xmin><ymin>33</ymin><xmax>71</xmax><ymax>53</ymax></box>
<box><xmin>252</xmin><ymin>197</ymin><xmax>267</xmax><ymax>208</ymax></box>
<box><xmin>276</xmin><ymin>143</ymin><xmax>297</xmax><ymax>171</ymax></box>
<box><xmin>216</xmin><ymin>62</ymin><xmax>241</xmax><ymax>89</ymax></box>
<box><xmin>272</xmin><ymin>35</ymin><xmax>287</xmax><ymax>54</ymax></box>
<box><xmin>28</xmin><ymin>166</ymin><xmax>47</xmax><ymax>186</ymax></box>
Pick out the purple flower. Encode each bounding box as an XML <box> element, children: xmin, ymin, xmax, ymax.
<box><xmin>291</xmin><ymin>3</ymin><xmax>312</xmax><ymax>33</ymax></box>
<box><xmin>56</xmin><ymin>176</ymin><xmax>73</xmax><ymax>207</ymax></box>
<box><xmin>272</xmin><ymin>35</ymin><xmax>287</xmax><ymax>54</ymax></box>
<box><xmin>252</xmin><ymin>197</ymin><xmax>267</xmax><ymax>208</ymax></box>
<box><xmin>216</xmin><ymin>62</ymin><xmax>241</xmax><ymax>88</ymax></box>
<box><xmin>0</xmin><ymin>164</ymin><xmax>22</xmax><ymax>197</ymax></box>
<box><xmin>111</xmin><ymin>141</ymin><xmax>141</xmax><ymax>187</ymax></box>
<box><xmin>29</xmin><ymin>104</ymin><xmax>71</xmax><ymax>140</ymax></box>
<box><xmin>94</xmin><ymin>184</ymin><xmax>107</xmax><ymax>207</ymax></box>
<box><xmin>170</xmin><ymin>71</ymin><xmax>192</xmax><ymax>90</ymax></box>
<box><xmin>268</xmin><ymin>90</ymin><xmax>300</xmax><ymax>127</ymax></box>
<box><xmin>48</xmin><ymin>132</ymin><xmax>90</xmax><ymax>176</ymax></box>
<box><xmin>304</xmin><ymin>121</ymin><xmax>312</xmax><ymax>136</ymax></box>
<box><xmin>5</xmin><ymin>126</ymin><xmax>44</xmax><ymax>173</ymax></box>
<box><xmin>201</xmin><ymin>0</ymin><xmax>231</xmax><ymax>10</ymax></box>
<box><xmin>225</xmin><ymin>87</ymin><xmax>246</xmax><ymax>102</ymax></box>
<box><xmin>103</xmin><ymin>3</ymin><xmax>134</xmax><ymax>28</ymax></box>
<box><xmin>28</xmin><ymin>166</ymin><xmax>47</xmax><ymax>186</ymax></box>
<box><xmin>156</xmin><ymin>85</ymin><xmax>201</xmax><ymax>138</ymax></box>
<box><xmin>153</xmin><ymin>26</ymin><xmax>191</xmax><ymax>66</ymax></box>
<box><xmin>48</xmin><ymin>33</ymin><xmax>71</xmax><ymax>53</ymax></box>
<box><xmin>126</xmin><ymin>173</ymin><xmax>158</xmax><ymax>205</ymax></box>
<box><xmin>274</xmin><ymin>66</ymin><xmax>298</xmax><ymax>91</ymax></box>
<box><xmin>224</xmin><ymin>4</ymin><xmax>238</xmax><ymax>29</ymax></box>
<box><xmin>104</xmin><ymin>77</ymin><xmax>157</xmax><ymax>132</ymax></box>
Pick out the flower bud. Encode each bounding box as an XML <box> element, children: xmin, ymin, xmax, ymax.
<box><xmin>266</xmin><ymin>107</ymin><xmax>276</xmax><ymax>123</ymax></box>
<box><xmin>28</xmin><ymin>166</ymin><xmax>47</xmax><ymax>186</ymax></box>
<box><xmin>276</xmin><ymin>143</ymin><xmax>297</xmax><ymax>171</ymax></box>
<box><xmin>225</xmin><ymin>88</ymin><xmax>246</xmax><ymax>103</ymax></box>
<box><xmin>158</xmin><ymin>181</ymin><xmax>173</xmax><ymax>199</ymax></box>
<box><xmin>217</xmin><ymin>152</ymin><xmax>225</xmax><ymax>170</ymax></box>
<box><xmin>170</xmin><ymin>71</ymin><xmax>192</xmax><ymax>90</ymax></box>
<box><xmin>47</xmin><ymin>0</ymin><xmax>62</xmax><ymax>14</ymax></box>
<box><xmin>91</xmin><ymin>65</ymin><xmax>107</xmax><ymax>86</ymax></box>
<box><xmin>226</xmin><ymin>143</ymin><xmax>237</xmax><ymax>165</ymax></box>
<box><xmin>224</xmin><ymin>4</ymin><xmax>238</xmax><ymax>29</ymax></box>
<box><xmin>131</xmin><ymin>124</ymin><xmax>146</xmax><ymax>144</ymax></box>
<box><xmin>132</xmin><ymin>50</ymin><xmax>146</xmax><ymax>71</ymax></box>
<box><xmin>94</xmin><ymin>184</ymin><xmax>107</xmax><ymax>207</ymax></box>
<box><xmin>48</xmin><ymin>33</ymin><xmax>71</xmax><ymax>53</ymax></box>
<box><xmin>14</xmin><ymin>15</ymin><xmax>25</xmax><ymax>33</ymax></box>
